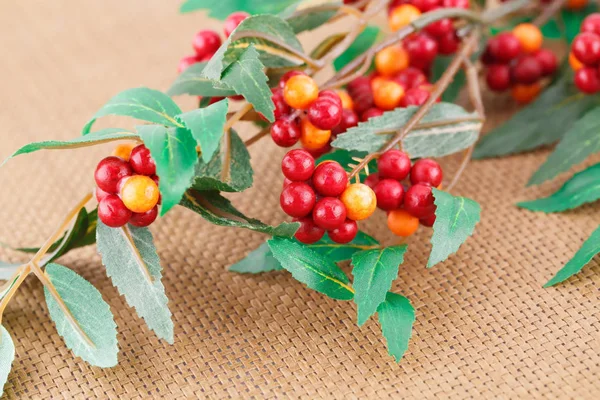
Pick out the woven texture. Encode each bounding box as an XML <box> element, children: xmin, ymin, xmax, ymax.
<box><xmin>1</xmin><ymin>1</ymin><xmax>599</xmax><ymax>399</ymax></box>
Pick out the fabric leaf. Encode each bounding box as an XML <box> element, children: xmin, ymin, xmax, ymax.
<box><xmin>308</xmin><ymin>231</ymin><xmax>379</xmax><ymax>262</ymax></box>
<box><xmin>167</xmin><ymin>62</ymin><xmax>237</xmax><ymax>97</ymax></box>
<box><xmin>0</xmin><ymin>326</ymin><xmax>15</xmax><ymax>397</ymax></box>
<box><xmin>377</xmin><ymin>292</ymin><xmax>415</xmax><ymax>362</ymax></box>
<box><xmin>230</xmin><ymin>242</ymin><xmax>283</xmax><ymax>273</ymax></box>
<box><xmin>180</xmin><ymin>0</ymin><xmax>299</xmax><ymax>19</ymax></box>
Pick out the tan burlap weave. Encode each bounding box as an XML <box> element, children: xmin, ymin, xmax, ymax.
<box><xmin>0</xmin><ymin>0</ymin><xmax>599</xmax><ymax>398</ymax></box>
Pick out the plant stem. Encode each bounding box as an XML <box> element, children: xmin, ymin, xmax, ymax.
<box><xmin>223</xmin><ymin>103</ymin><xmax>254</xmax><ymax>133</ymax></box>
<box><xmin>244</xmin><ymin>127</ymin><xmax>270</xmax><ymax>146</ymax></box>
<box><xmin>0</xmin><ymin>264</ymin><xmax>30</xmax><ymax>324</ymax></box>
<box><xmin>532</xmin><ymin>0</ymin><xmax>567</xmax><ymax>27</ymax></box>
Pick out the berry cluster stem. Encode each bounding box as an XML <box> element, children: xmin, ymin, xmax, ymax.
<box><xmin>532</xmin><ymin>0</ymin><xmax>567</xmax><ymax>27</ymax></box>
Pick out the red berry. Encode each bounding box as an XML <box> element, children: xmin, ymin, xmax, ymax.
<box><xmin>312</xmin><ymin>198</ymin><xmax>347</xmax><ymax>230</ymax></box>
<box><xmin>400</xmin><ymin>87</ymin><xmax>430</xmax><ymax>107</ymax></box>
<box><xmin>364</xmin><ymin>173</ymin><xmax>381</xmax><ymax>189</ymax></box>
<box><xmin>405</xmin><ymin>33</ymin><xmax>438</xmax><ymax>70</ymax></box>
<box><xmin>279</xmin><ymin>70</ymin><xmax>306</xmax><ymax>89</ymax></box>
<box><xmin>283</xmin><ymin>177</ymin><xmax>294</xmax><ymax>188</ymax></box>
<box><xmin>308</xmin><ymin>98</ymin><xmax>343</xmax><ymax>130</ymax></box>
<box><xmin>305</xmin><ymin>144</ymin><xmax>332</xmax><ymax>159</ymax></box>
<box><xmin>424</xmin><ymin>18</ymin><xmax>453</xmax><ymax>38</ymax></box>
<box><xmin>486</xmin><ymin>64</ymin><xmax>511</xmax><ymax>92</ymax></box>
<box><xmin>377</xmin><ymin>149</ymin><xmax>411</xmax><ymax>180</ymax></box>
<box><xmin>312</xmin><ymin>162</ymin><xmax>348</xmax><ymax>197</ymax></box>
<box><xmin>294</xmin><ymin>217</ymin><xmax>325</xmax><ymax>244</ymax></box>
<box><xmin>281</xmin><ymin>149</ymin><xmax>315</xmax><ymax>181</ymax></box>
<box><xmin>98</xmin><ymin>195</ymin><xmax>132</xmax><ymax>228</ymax></box>
<box><xmin>392</xmin><ymin>67</ymin><xmax>427</xmax><ymax>90</ymax></box>
<box><xmin>410</xmin><ymin>158</ymin><xmax>443</xmax><ymax>187</ymax></box>
<box><xmin>271</xmin><ymin>119</ymin><xmax>301</xmax><ymax>147</ymax></box>
<box><xmin>318</xmin><ymin>90</ymin><xmax>343</xmax><ymax>106</ymax></box>
<box><xmin>534</xmin><ymin>49</ymin><xmax>558</xmax><ymax>77</ymax></box>
<box><xmin>130</xmin><ymin>206</ymin><xmax>159</xmax><ymax>227</ymax></box>
<box><xmin>361</xmin><ymin>107</ymin><xmax>384</xmax><ymax>122</ymax></box>
<box><xmin>271</xmin><ymin>89</ymin><xmax>291</xmax><ymax>120</ymax></box>
<box><xmin>572</xmin><ymin>32</ymin><xmax>600</xmax><ymax>66</ymax></box>
<box><xmin>178</xmin><ymin>55</ymin><xmax>199</xmax><ymax>73</ymax></box>
<box><xmin>575</xmin><ymin>67</ymin><xmax>600</xmax><ymax>93</ymax></box>
<box><xmin>328</xmin><ymin>219</ymin><xmax>358</xmax><ymax>244</ymax></box>
<box><xmin>280</xmin><ymin>182</ymin><xmax>316</xmax><ymax>218</ymax></box>
<box><xmin>511</xmin><ymin>56</ymin><xmax>542</xmax><ymax>84</ymax></box>
<box><xmin>437</xmin><ymin>31</ymin><xmax>460</xmax><ymax>55</ymax></box>
<box><xmin>347</xmin><ymin>77</ymin><xmax>374</xmax><ymax>114</ymax></box>
<box><xmin>488</xmin><ymin>32</ymin><xmax>521</xmax><ymax>63</ymax></box>
<box><xmin>95</xmin><ymin>187</ymin><xmax>111</xmax><ymax>203</ymax></box>
<box><xmin>192</xmin><ymin>30</ymin><xmax>221</xmax><ymax>58</ymax></box>
<box><xmin>442</xmin><ymin>0</ymin><xmax>469</xmax><ymax>9</ymax></box>
<box><xmin>480</xmin><ymin>47</ymin><xmax>496</xmax><ymax>65</ymax></box>
<box><xmin>333</xmin><ymin>109</ymin><xmax>359</xmax><ymax>135</ymax></box>
<box><xmin>150</xmin><ymin>175</ymin><xmax>160</xmax><ymax>186</ymax></box>
<box><xmin>412</xmin><ymin>0</ymin><xmax>441</xmax><ymax>11</ymax></box>
<box><xmin>129</xmin><ymin>145</ymin><xmax>156</xmax><ymax>176</ymax></box>
<box><xmin>419</xmin><ymin>213</ymin><xmax>436</xmax><ymax>227</ymax></box>
<box><xmin>95</xmin><ymin>156</ymin><xmax>133</xmax><ymax>193</ymax></box>
<box><xmin>223</xmin><ymin>11</ymin><xmax>249</xmax><ymax>38</ymax></box>
<box><xmin>404</xmin><ymin>183</ymin><xmax>436</xmax><ymax>218</ymax></box>
<box><xmin>374</xmin><ymin>179</ymin><xmax>405</xmax><ymax>211</ymax></box>
<box><xmin>581</xmin><ymin>13</ymin><xmax>600</xmax><ymax>36</ymax></box>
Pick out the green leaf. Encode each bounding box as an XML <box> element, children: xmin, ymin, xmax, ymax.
<box><xmin>2</xmin><ymin>129</ymin><xmax>137</xmax><ymax>166</ymax></box>
<box><xmin>544</xmin><ymin>225</ymin><xmax>600</xmax><ymax>287</ymax></box>
<box><xmin>562</xmin><ymin>4</ymin><xmax>598</xmax><ymax>43</ymax></box>
<box><xmin>473</xmin><ymin>72</ymin><xmax>597</xmax><ymax>159</ymax></box>
<box><xmin>203</xmin><ymin>15</ymin><xmax>304</xmax><ymax>81</ymax></box>
<box><xmin>177</xmin><ymin>99</ymin><xmax>229</xmax><ymax>163</ymax></box>
<box><xmin>0</xmin><ymin>326</ymin><xmax>15</xmax><ymax>397</ymax></box>
<box><xmin>540</xmin><ymin>18</ymin><xmax>564</xmax><ymax>39</ymax></box>
<box><xmin>180</xmin><ymin>0</ymin><xmax>299</xmax><ymax>19</ymax></box>
<box><xmin>310</xmin><ymin>33</ymin><xmax>346</xmax><ymax>59</ymax></box>
<box><xmin>192</xmin><ymin>129</ymin><xmax>253</xmax><ymax>192</ymax></box>
<box><xmin>316</xmin><ymin>149</ymin><xmax>378</xmax><ymax>182</ymax></box>
<box><xmin>96</xmin><ymin>221</ymin><xmax>174</xmax><ymax>343</ymax></box>
<box><xmin>518</xmin><ymin>163</ymin><xmax>600</xmax><ymax>213</ymax></box>
<box><xmin>268</xmin><ymin>238</ymin><xmax>354</xmax><ymax>301</ymax></box>
<box><xmin>428</xmin><ymin>188</ymin><xmax>481</xmax><ymax>268</ymax></box>
<box><xmin>137</xmin><ymin>124</ymin><xmax>199</xmax><ymax>215</ymax></box>
<box><xmin>230</xmin><ymin>242</ymin><xmax>283</xmax><ymax>273</ymax></box>
<box><xmin>432</xmin><ymin>55</ymin><xmax>466</xmax><ymax>102</ymax></box>
<box><xmin>287</xmin><ymin>7</ymin><xmax>338</xmax><ymax>34</ymax></box>
<box><xmin>83</xmin><ymin>88</ymin><xmax>183</xmax><ymax>134</ymax></box>
<box><xmin>332</xmin><ymin>103</ymin><xmax>482</xmax><ymax>157</ymax></box>
<box><xmin>181</xmin><ymin>190</ymin><xmax>299</xmax><ymax>237</ymax></box>
<box><xmin>377</xmin><ymin>292</ymin><xmax>415</xmax><ymax>362</ymax></box>
<box><xmin>220</xmin><ymin>46</ymin><xmax>275</xmax><ymax>122</ymax></box>
<box><xmin>352</xmin><ymin>245</ymin><xmax>407</xmax><ymax>326</ymax></box>
<box><xmin>167</xmin><ymin>62</ymin><xmax>237</xmax><ymax>97</ymax></box>
<box><xmin>529</xmin><ymin>106</ymin><xmax>600</xmax><ymax>185</ymax></box>
<box><xmin>333</xmin><ymin>25</ymin><xmax>380</xmax><ymax>71</ymax></box>
<box><xmin>307</xmin><ymin>231</ymin><xmax>379</xmax><ymax>262</ymax></box>
<box><xmin>44</xmin><ymin>263</ymin><xmax>118</xmax><ymax>368</ymax></box>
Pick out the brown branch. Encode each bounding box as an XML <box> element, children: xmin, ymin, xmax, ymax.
<box><xmin>244</xmin><ymin>127</ymin><xmax>270</xmax><ymax>147</ymax></box>
<box><xmin>532</xmin><ymin>0</ymin><xmax>567</xmax><ymax>27</ymax></box>
<box><xmin>0</xmin><ymin>264</ymin><xmax>30</xmax><ymax>324</ymax></box>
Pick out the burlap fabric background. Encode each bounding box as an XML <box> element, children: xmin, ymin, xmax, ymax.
<box><xmin>0</xmin><ymin>0</ymin><xmax>598</xmax><ymax>398</ymax></box>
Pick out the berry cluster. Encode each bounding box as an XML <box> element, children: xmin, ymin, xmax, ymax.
<box><xmin>279</xmin><ymin>149</ymin><xmax>377</xmax><ymax>244</ymax></box>
<box><xmin>95</xmin><ymin>144</ymin><xmax>161</xmax><ymax>228</ymax></box>
<box><xmin>365</xmin><ymin>151</ymin><xmax>443</xmax><ymax>237</ymax></box>
<box><xmin>177</xmin><ymin>11</ymin><xmax>249</xmax><ymax>73</ymax></box>
<box><xmin>569</xmin><ymin>13</ymin><xmax>600</xmax><ymax>94</ymax></box>
<box><xmin>482</xmin><ymin>23</ymin><xmax>557</xmax><ymax>104</ymax></box>
<box><xmin>270</xmin><ymin>72</ymin><xmax>358</xmax><ymax>157</ymax></box>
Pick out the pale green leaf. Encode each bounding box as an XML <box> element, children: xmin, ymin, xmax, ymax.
<box><xmin>230</xmin><ymin>242</ymin><xmax>283</xmax><ymax>273</ymax></box>
<box><xmin>167</xmin><ymin>62</ymin><xmax>237</xmax><ymax>97</ymax></box>
<box><xmin>287</xmin><ymin>6</ymin><xmax>338</xmax><ymax>33</ymax></box>
<box><xmin>428</xmin><ymin>188</ymin><xmax>481</xmax><ymax>268</ymax></box>
<box><xmin>333</xmin><ymin>25</ymin><xmax>380</xmax><ymax>71</ymax></box>
<box><xmin>0</xmin><ymin>326</ymin><xmax>15</xmax><ymax>397</ymax></box>
<box><xmin>96</xmin><ymin>222</ymin><xmax>173</xmax><ymax>343</ymax></box>
<box><xmin>352</xmin><ymin>245</ymin><xmax>407</xmax><ymax>326</ymax></box>
<box><xmin>44</xmin><ymin>263</ymin><xmax>118</xmax><ymax>368</ymax></box>
<box><xmin>268</xmin><ymin>238</ymin><xmax>354</xmax><ymax>301</ymax></box>
<box><xmin>180</xmin><ymin>0</ymin><xmax>299</xmax><ymax>19</ymax></box>
<box><xmin>377</xmin><ymin>292</ymin><xmax>415</xmax><ymax>362</ymax></box>
<box><xmin>137</xmin><ymin>124</ymin><xmax>199</xmax><ymax>215</ymax></box>
<box><xmin>307</xmin><ymin>231</ymin><xmax>379</xmax><ymax>262</ymax></box>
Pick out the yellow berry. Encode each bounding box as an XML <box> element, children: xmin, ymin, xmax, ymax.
<box><xmin>340</xmin><ymin>183</ymin><xmax>377</xmax><ymax>221</ymax></box>
<box><xmin>300</xmin><ymin>118</ymin><xmax>331</xmax><ymax>150</ymax></box>
<box><xmin>284</xmin><ymin>75</ymin><xmax>319</xmax><ymax>110</ymax></box>
<box><xmin>112</xmin><ymin>142</ymin><xmax>136</xmax><ymax>161</ymax></box>
<box><xmin>336</xmin><ymin>90</ymin><xmax>354</xmax><ymax>110</ymax></box>
<box><xmin>388</xmin><ymin>5</ymin><xmax>421</xmax><ymax>32</ymax></box>
<box><xmin>375</xmin><ymin>46</ymin><xmax>409</xmax><ymax>77</ymax></box>
<box><xmin>120</xmin><ymin>175</ymin><xmax>160</xmax><ymax>213</ymax></box>
<box><xmin>512</xmin><ymin>23</ymin><xmax>543</xmax><ymax>53</ymax></box>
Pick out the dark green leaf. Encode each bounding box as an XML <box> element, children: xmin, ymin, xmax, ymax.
<box><xmin>96</xmin><ymin>221</ymin><xmax>173</xmax><ymax>343</ymax></box>
<box><xmin>518</xmin><ymin>163</ymin><xmax>600</xmax><ymax>213</ymax></box>
<box><xmin>428</xmin><ymin>188</ymin><xmax>481</xmax><ymax>268</ymax></box>
<box><xmin>44</xmin><ymin>263</ymin><xmax>118</xmax><ymax>367</ymax></box>
<box><xmin>473</xmin><ymin>72</ymin><xmax>597</xmax><ymax>159</ymax></box>
<box><xmin>220</xmin><ymin>46</ymin><xmax>275</xmax><ymax>121</ymax></box>
<box><xmin>287</xmin><ymin>7</ymin><xmax>338</xmax><ymax>34</ymax></box>
<box><xmin>192</xmin><ymin>129</ymin><xmax>253</xmax><ymax>192</ymax></box>
<box><xmin>332</xmin><ymin>103</ymin><xmax>481</xmax><ymax>157</ymax></box>
<box><xmin>333</xmin><ymin>25</ymin><xmax>380</xmax><ymax>71</ymax></box>
<box><xmin>181</xmin><ymin>190</ymin><xmax>299</xmax><ymax>237</ymax></box>
<box><xmin>562</xmin><ymin>4</ymin><xmax>598</xmax><ymax>43</ymax></box>
<box><xmin>541</xmin><ymin>18</ymin><xmax>564</xmax><ymax>39</ymax></box>
<box><xmin>177</xmin><ymin>98</ymin><xmax>229</xmax><ymax>163</ymax></box>
<box><xmin>167</xmin><ymin>62</ymin><xmax>237</xmax><ymax>97</ymax></box>
<box><xmin>180</xmin><ymin>0</ymin><xmax>299</xmax><ymax>19</ymax></box>
<box><xmin>0</xmin><ymin>326</ymin><xmax>15</xmax><ymax>397</ymax></box>
<box><xmin>529</xmin><ymin>106</ymin><xmax>600</xmax><ymax>185</ymax></box>
<box><xmin>310</xmin><ymin>33</ymin><xmax>346</xmax><ymax>59</ymax></box>
<box><xmin>307</xmin><ymin>231</ymin><xmax>379</xmax><ymax>262</ymax></box>
<box><xmin>377</xmin><ymin>292</ymin><xmax>415</xmax><ymax>362</ymax></box>
<box><xmin>268</xmin><ymin>238</ymin><xmax>354</xmax><ymax>301</ymax></box>
<box><xmin>432</xmin><ymin>55</ymin><xmax>466</xmax><ymax>102</ymax></box>
<box><xmin>230</xmin><ymin>242</ymin><xmax>283</xmax><ymax>273</ymax></box>
<box><xmin>83</xmin><ymin>88</ymin><xmax>183</xmax><ymax>134</ymax></box>
<box><xmin>316</xmin><ymin>149</ymin><xmax>378</xmax><ymax>182</ymax></box>
<box><xmin>2</xmin><ymin>129</ymin><xmax>137</xmax><ymax>166</ymax></box>
<box><xmin>544</xmin><ymin>225</ymin><xmax>600</xmax><ymax>287</ymax></box>
<box><xmin>352</xmin><ymin>245</ymin><xmax>407</xmax><ymax>326</ymax></box>
<box><xmin>137</xmin><ymin>124</ymin><xmax>199</xmax><ymax>215</ymax></box>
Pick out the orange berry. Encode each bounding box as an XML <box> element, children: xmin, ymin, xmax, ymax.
<box><xmin>283</xmin><ymin>75</ymin><xmax>319</xmax><ymax>110</ymax></box>
<box><xmin>511</xmin><ymin>83</ymin><xmax>542</xmax><ymax>104</ymax></box>
<box><xmin>340</xmin><ymin>183</ymin><xmax>377</xmax><ymax>221</ymax></box>
<box><xmin>375</xmin><ymin>46</ymin><xmax>410</xmax><ymax>77</ymax></box>
<box><xmin>569</xmin><ymin>52</ymin><xmax>584</xmax><ymax>71</ymax></box>
<box><xmin>387</xmin><ymin>210</ymin><xmax>419</xmax><ymax>237</ymax></box>
<box><xmin>300</xmin><ymin>118</ymin><xmax>331</xmax><ymax>150</ymax></box>
<box><xmin>566</xmin><ymin>0</ymin><xmax>588</xmax><ymax>10</ymax></box>
<box><xmin>336</xmin><ymin>90</ymin><xmax>354</xmax><ymax>110</ymax></box>
<box><xmin>388</xmin><ymin>5</ymin><xmax>421</xmax><ymax>32</ymax></box>
<box><xmin>112</xmin><ymin>142</ymin><xmax>136</xmax><ymax>161</ymax></box>
<box><xmin>120</xmin><ymin>175</ymin><xmax>160</xmax><ymax>213</ymax></box>
<box><xmin>373</xmin><ymin>80</ymin><xmax>405</xmax><ymax>110</ymax></box>
<box><xmin>512</xmin><ymin>23</ymin><xmax>543</xmax><ymax>53</ymax></box>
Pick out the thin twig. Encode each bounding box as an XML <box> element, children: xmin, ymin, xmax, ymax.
<box><xmin>223</xmin><ymin>103</ymin><xmax>254</xmax><ymax>133</ymax></box>
<box><xmin>244</xmin><ymin>127</ymin><xmax>270</xmax><ymax>147</ymax></box>
<box><xmin>532</xmin><ymin>0</ymin><xmax>567</xmax><ymax>27</ymax></box>
<box><xmin>0</xmin><ymin>264</ymin><xmax>30</xmax><ymax>324</ymax></box>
